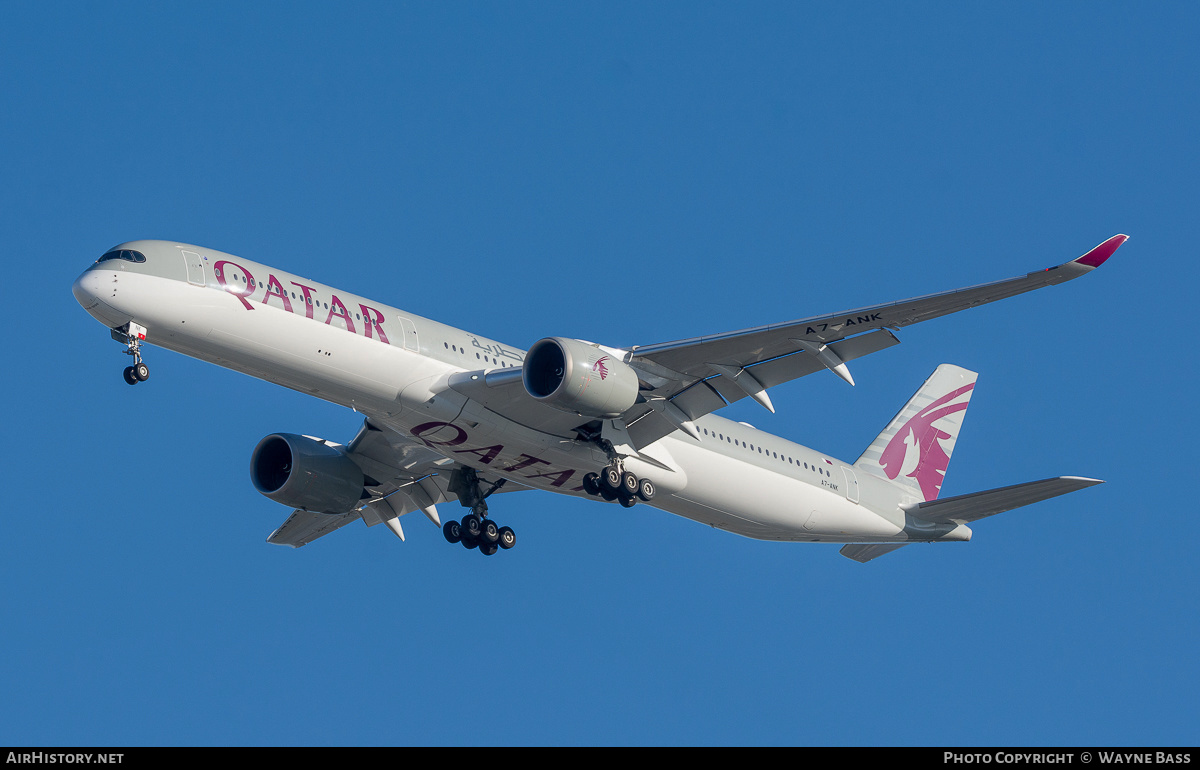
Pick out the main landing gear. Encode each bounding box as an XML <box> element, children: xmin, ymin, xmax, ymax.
<box><xmin>114</xmin><ymin>322</ymin><xmax>150</xmax><ymax>386</ymax></box>
<box><xmin>442</xmin><ymin>513</ymin><xmax>516</xmax><ymax>557</ymax></box>
<box><xmin>441</xmin><ymin>468</ymin><xmax>517</xmax><ymax>557</ymax></box>
<box><xmin>581</xmin><ymin>462</ymin><xmax>655</xmax><ymax>508</ymax></box>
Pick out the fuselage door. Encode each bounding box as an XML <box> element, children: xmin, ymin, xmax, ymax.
<box><xmin>842</xmin><ymin>467</ymin><xmax>860</xmax><ymax>504</ymax></box>
<box><xmin>181</xmin><ymin>250</ymin><xmax>206</xmax><ymax>286</ymax></box>
<box><xmin>398</xmin><ymin>316</ymin><xmax>419</xmax><ymax>352</ymax></box>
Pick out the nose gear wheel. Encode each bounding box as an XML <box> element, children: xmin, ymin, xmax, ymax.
<box><xmin>113</xmin><ymin>323</ymin><xmax>150</xmax><ymax>385</ymax></box>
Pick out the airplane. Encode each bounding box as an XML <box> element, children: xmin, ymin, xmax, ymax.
<box><xmin>71</xmin><ymin>234</ymin><xmax>1126</xmax><ymax>562</ymax></box>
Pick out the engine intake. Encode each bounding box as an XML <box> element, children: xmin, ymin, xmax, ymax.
<box><xmin>522</xmin><ymin>337</ymin><xmax>639</xmax><ymax>418</ymax></box>
<box><xmin>250</xmin><ymin>433</ymin><xmax>365</xmax><ymax>513</ymax></box>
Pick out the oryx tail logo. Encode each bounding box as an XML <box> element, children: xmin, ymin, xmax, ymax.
<box><xmin>878</xmin><ymin>382</ymin><xmax>974</xmax><ymax>501</ymax></box>
<box><xmin>592</xmin><ymin>355</ymin><xmax>610</xmax><ymax>380</ymax></box>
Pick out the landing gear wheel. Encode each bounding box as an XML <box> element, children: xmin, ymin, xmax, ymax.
<box><xmin>498</xmin><ymin>526</ymin><xmax>516</xmax><ymax>550</ymax></box>
<box><xmin>480</xmin><ymin>543</ymin><xmax>498</xmax><ymax>556</ymax></box>
<box><xmin>123</xmin><ymin>366</ymin><xmax>139</xmax><ymax>385</ymax></box>
<box><xmin>601</xmin><ymin>466</ymin><xmax>623</xmax><ymax>492</ymax></box>
<box><xmin>461</xmin><ymin>534</ymin><xmax>479</xmax><ymax>550</ymax></box>
<box><xmin>583</xmin><ymin>473</ymin><xmax>601</xmax><ymax>496</ymax></box>
<box><xmin>133</xmin><ymin>362</ymin><xmax>150</xmax><ymax>382</ymax></box>
<box><xmin>443</xmin><ymin>519</ymin><xmax>462</xmax><ymax>544</ymax></box>
<box><xmin>621</xmin><ymin>471</ymin><xmax>639</xmax><ymax>496</ymax></box>
<box><xmin>462</xmin><ymin>513</ymin><xmax>482</xmax><ymax>540</ymax></box>
<box><xmin>637</xmin><ymin>478</ymin><xmax>656</xmax><ymax>502</ymax></box>
<box><xmin>481</xmin><ymin>518</ymin><xmax>500</xmax><ymax>545</ymax></box>
<box><xmin>619</xmin><ymin>494</ymin><xmax>638</xmax><ymax>508</ymax></box>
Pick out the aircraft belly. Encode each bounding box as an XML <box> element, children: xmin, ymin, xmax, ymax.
<box><xmin>659</xmin><ymin>437</ymin><xmax>902</xmax><ymax>542</ymax></box>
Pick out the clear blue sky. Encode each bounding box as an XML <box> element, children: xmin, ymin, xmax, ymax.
<box><xmin>3</xmin><ymin>2</ymin><xmax>1196</xmax><ymax>746</ymax></box>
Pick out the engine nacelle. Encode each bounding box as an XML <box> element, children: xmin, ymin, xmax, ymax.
<box><xmin>250</xmin><ymin>433</ymin><xmax>365</xmax><ymax>513</ymax></box>
<box><xmin>522</xmin><ymin>337</ymin><xmax>640</xmax><ymax>418</ymax></box>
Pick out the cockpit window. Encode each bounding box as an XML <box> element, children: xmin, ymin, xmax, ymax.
<box><xmin>96</xmin><ymin>249</ymin><xmax>147</xmax><ymax>264</ymax></box>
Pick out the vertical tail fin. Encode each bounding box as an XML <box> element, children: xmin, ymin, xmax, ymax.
<box><xmin>854</xmin><ymin>364</ymin><xmax>978</xmax><ymax>502</ymax></box>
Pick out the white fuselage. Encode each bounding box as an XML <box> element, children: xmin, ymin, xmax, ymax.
<box><xmin>73</xmin><ymin>240</ymin><xmax>952</xmax><ymax>545</ymax></box>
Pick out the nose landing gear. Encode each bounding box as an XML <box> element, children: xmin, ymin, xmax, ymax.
<box><xmin>123</xmin><ymin>361</ymin><xmax>150</xmax><ymax>385</ymax></box>
<box><xmin>114</xmin><ymin>322</ymin><xmax>150</xmax><ymax>385</ymax></box>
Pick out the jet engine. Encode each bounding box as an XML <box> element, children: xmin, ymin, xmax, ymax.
<box><xmin>522</xmin><ymin>337</ymin><xmax>640</xmax><ymax>418</ymax></box>
<box><xmin>250</xmin><ymin>433</ymin><xmax>365</xmax><ymax>513</ymax></box>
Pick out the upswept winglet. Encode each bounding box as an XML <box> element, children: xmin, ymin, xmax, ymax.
<box><xmin>1072</xmin><ymin>234</ymin><xmax>1128</xmax><ymax>269</ymax></box>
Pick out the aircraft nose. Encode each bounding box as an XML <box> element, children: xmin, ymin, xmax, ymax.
<box><xmin>71</xmin><ymin>268</ymin><xmax>130</xmax><ymax>328</ymax></box>
<box><xmin>72</xmin><ymin>270</ymin><xmax>104</xmax><ymax>311</ymax></box>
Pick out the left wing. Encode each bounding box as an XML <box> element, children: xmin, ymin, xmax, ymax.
<box><xmin>620</xmin><ymin>235</ymin><xmax>1126</xmax><ymax>446</ymax></box>
<box><xmin>266</xmin><ymin>420</ymin><xmax>524</xmax><ymax>547</ymax></box>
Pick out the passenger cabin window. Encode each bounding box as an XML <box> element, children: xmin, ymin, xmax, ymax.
<box><xmin>96</xmin><ymin>249</ymin><xmax>147</xmax><ymax>264</ymax></box>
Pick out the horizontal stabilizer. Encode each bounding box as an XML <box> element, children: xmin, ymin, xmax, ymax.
<box><xmin>840</xmin><ymin>543</ymin><xmax>910</xmax><ymax>563</ymax></box>
<box><xmin>907</xmin><ymin>476</ymin><xmax>1103</xmax><ymax>525</ymax></box>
